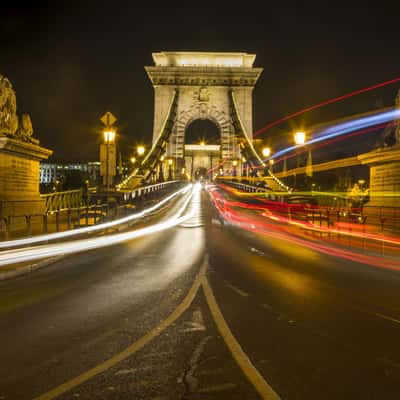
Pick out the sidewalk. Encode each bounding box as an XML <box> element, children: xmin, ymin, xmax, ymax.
<box><xmin>0</xmin><ymin>256</ymin><xmax>64</xmax><ymax>281</ymax></box>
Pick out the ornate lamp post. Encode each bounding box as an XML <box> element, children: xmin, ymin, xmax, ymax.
<box><xmin>294</xmin><ymin>131</ymin><xmax>306</xmax><ymax>146</ymax></box>
<box><xmin>158</xmin><ymin>155</ymin><xmax>165</xmax><ymax>182</ymax></box>
<box><xmin>262</xmin><ymin>147</ymin><xmax>271</xmax><ymax>158</ymax></box>
<box><xmin>262</xmin><ymin>147</ymin><xmax>272</xmax><ymax>178</ymax></box>
<box><xmin>269</xmin><ymin>158</ymin><xmax>274</xmax><ymax>172</ymax></box>
<box><xmin>103</xmin><ymin>129</ymin><xmax>116</xmax><ymax>190</ymax></box>
<box><xmin>168</xmin><ymin>159</ymin><xmax>173</xmax><ymax>181</ymax></box>
<box><xmin>232</xmin><ymin>160</ymin><xmax>237</xmax><ymax>177</ymax></box>
<box><xmin>293</xmin><ymin>131</ymin><xmax>306</xmax><ymax>189</ymax></box>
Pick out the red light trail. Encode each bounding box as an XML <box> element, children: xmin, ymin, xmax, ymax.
<box><xmin>206</xmin><ymin>184</ymin><xmax>400</xmax><ymax>271</ymax></box>
<box><xmin>253</xmin><ymin>76</ymin><xmax>400</xmax><ymax>137</ymax></box>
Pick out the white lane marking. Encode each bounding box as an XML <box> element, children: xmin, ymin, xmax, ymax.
<box><xmin>225</xmin><ymin>281</ymin><xmax>249</xmax><ymax>297</ymax></box>
<box><xmin>374</xmin><ymin>312</ymin><xmax>400</xmax><ymax>325</ymax></box>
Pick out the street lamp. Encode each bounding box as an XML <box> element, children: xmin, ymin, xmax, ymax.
<box><xmin>157</xmin><ymin>155</ymin><xmax>165</xmax><ymax>182</ymax></box>
<box><xmin>103</xmin><ymin>129</ymin><xmax>116</xmax><ymax>190</ymax></box>
<box><xmin>232</xmin><ymin>160</ymin><xmax>237</xmax><ymax>177</ymax></box>
<box><xmin>268</xmin><ymin>159</ymin><xmax>274</xmax><ymax>172</ymax></box>
<box><xmin>130</xmin><ymin>156</ymin><xmax>136</xmax><ymax>164</ymax></box>
<box><xmin>294</xmin><ymin>131</ymin><xmax>306</xmax><ymax>146</ymax></box>
<box><xmin>104</xmin><ymin>130</ymin><xmax>115</xmax><ymax>144</ymax></box>
<box><xmin>293</xmin><ymin>131</ymin><xmax>306</xmax><ymax>189</ymax></box>
<box><xmin>262</xmin><ymin>147</ymin><xmax>271</xmax><ymax>158</ymax></box>
<box><xmin>242</xmin><ymin>157</ymin><xmax>249</xmax><ymax>177</ymax></box>
<box><xmin>137</xmin><ymin>145</ymin><xmax>145</xmax><ymax>156</ymax></box>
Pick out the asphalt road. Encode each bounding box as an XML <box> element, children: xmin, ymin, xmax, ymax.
<box><xmin>1</xmin><ymin>184</ymin><xmax>400</xmax><ymax>399</ymax></box>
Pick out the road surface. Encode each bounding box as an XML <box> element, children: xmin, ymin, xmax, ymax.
<box><xmin>0</xmin><ymin>184</ymin><xmax>400</xmax><ymax>399</ymax></box>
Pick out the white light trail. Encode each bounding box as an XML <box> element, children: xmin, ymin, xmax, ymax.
<box><xmin>265</xmin><ymin>108</ymin><xmax>400</xmax><ymax>161</ymax></box>
<box><xmin>0</xmin><ymin>184</ymin><xmax>199</xmax><ymax>267</ymax></box>
<box><xmin>0</xmin><ymin>184</ymin><xmax>192</xmax><ymax>250</ymax></box>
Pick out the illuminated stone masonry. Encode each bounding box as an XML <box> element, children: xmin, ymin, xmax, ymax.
<box><xmin>358</xmin><ymin>89</ymin><xmax>400</xmax><ymax>228</ymax></box>
<box><xmin>145</xmin><ymin>52</ymin><xmax>262</xmax><ymax>173</ymax></box>
<box><xmin>0</xmin><ymin>74</ymin><xmax>52</xmax><ymax>219</ymax></box>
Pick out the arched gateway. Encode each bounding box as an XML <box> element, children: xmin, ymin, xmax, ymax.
<box><xmin>121</xmin><ymin>51</ymin><xmax>264</xmax><ymax>186</ymax></box>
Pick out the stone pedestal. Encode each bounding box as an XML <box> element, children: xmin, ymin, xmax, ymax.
<box><xmin>358</xmin><ymin>147</ymin><xmax>400</xmax><ymax>229</ymax></box>
<box><xmin>0</xmin><ymin>136</ymin><xmax>52</xmax><ymax>218</ymax></box>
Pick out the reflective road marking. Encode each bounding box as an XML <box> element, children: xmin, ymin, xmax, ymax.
<box><xmin>33</xmin><ymin>261</ymin><xmax>207</xmax><ymax>400</ymax></box>
<box><xmin>33</xmin><ymin>258</ymin><xmax>280</xmax><ymax>400</ymax></box>
<box><xmin>202</xmin><ymin>276</ymin><xmax>281</xmax><ymax>400</ymax></box>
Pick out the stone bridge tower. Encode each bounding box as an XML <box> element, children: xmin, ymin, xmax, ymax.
<box><xmin>144</xmin><ymin>52</ymin><xmax>263</xmax><ymax>177</ymax></box>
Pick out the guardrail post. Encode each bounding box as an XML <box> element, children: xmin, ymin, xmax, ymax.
<box><xmin>43</xmin><ymin>214</ymin><xmax>48</xmax><ymax>234</ymax></box>
<box><xmin>56</xmin><ymin>208</ymin><xmax>60</xmax><ymax>232</ymax></box>
<box><xmin>85</xmin><ymin>205</ymin><xmax>89</xmax><ymax>226</ymax></box>
<box><xmin>67</xmin><ymin>208</ymin><xmax>72</xmax><ymax>229</ymax></box>
<box><xmin>77</xmin><ymin>206</ymin><xmax>81</xmax><ymax>228</ymax></box>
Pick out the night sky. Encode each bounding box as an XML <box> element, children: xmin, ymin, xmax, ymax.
<box><xmin>2</xmin><ymin>2</ymin><xmax>399</xmax><ymax>162</ymax></box>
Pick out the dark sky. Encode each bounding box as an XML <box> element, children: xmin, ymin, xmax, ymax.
<box><xmin>2</xmin><ymin>2</ymin><xmax>399</xmax><ymax>161</ymax></box>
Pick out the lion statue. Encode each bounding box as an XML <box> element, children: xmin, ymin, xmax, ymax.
<box><xmin>0</xmin><ymin>75</ymin><xmax>19</xmax><ymax>136</ymax></box>
<box><xmin>16</xmin><ymin>113</ymin><xmax>34</xmax><ymax>139</ymax></box>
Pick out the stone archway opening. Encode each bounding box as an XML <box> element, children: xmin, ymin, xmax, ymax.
<box><xmin>185</xmin><ymin>119</ymin><xmax>220</xmax><ymax>145</ymax></box>
<box><xmin>184</xmin><ymin>119</ymin><xmax>221</xmax><ymax>180</ymax></box>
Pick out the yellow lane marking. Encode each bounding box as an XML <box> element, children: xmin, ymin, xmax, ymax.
<box><xmin>32</xmin><ymin>261</ymin><xmax>207</xmax><ymax>400</ymax></box>
<box><xmin>201</xmin><ymin>276</ymin><xmax>281</xmax><ymax>400</ymax></box>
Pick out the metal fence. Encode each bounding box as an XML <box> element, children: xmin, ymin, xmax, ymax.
<box><xmin>41</xmin><ymin>189</ymin><xmax>83</xmax><ymax>212</ymax></box>
<box><xmin>0</xmin><ymin>180</ymin><xmax>182</xmax><ymax>241</ymax></box>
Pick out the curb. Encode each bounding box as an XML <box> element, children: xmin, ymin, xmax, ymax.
<box><xmin>0</xmin><ymin>256</ymin><xmax>64</xmax><ymax>281</ymax></box>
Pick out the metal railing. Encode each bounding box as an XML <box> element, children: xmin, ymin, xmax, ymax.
<box><xmin>119</xmin><ymin>180</ymin><xmax>180</xmax><ymax>202</ymax></box>
<box><xmin>41</xmin><ymin>189</ymin><xmax>83</xmax><ymax>212</ymax></box>
<box><xmin>0</xmin><ymin>180</ymin><xmax>183</xmax><ymax>241</ymax></box>
<box><xmin>216</xmin><ymin>179</ymin><xmax>284</xmax><ymax>201</ymax></box>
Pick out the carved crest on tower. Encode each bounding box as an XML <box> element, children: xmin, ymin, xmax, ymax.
<box><xmin>198</xmin><ymin>87</ymin><xmax>209</xmax><ymax>102</ymax></box>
